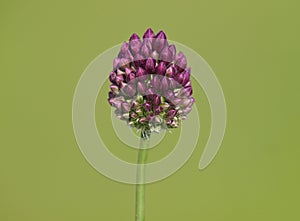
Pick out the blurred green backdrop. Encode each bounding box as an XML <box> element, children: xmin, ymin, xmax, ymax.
<box><xmin>1</xmin><ymin>0</ymin><xmax>299</xmax><ymax>220</ymax></box>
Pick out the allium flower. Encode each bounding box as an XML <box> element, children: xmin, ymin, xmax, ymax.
<box><xmin>108</xmin><ymin>28</ymin><xmax>195</xmax><ymax>134</ymax></box>
<box><xmin>107</xmin><ymin>28</ymin><xmax>196</xmax><ymax>221</ymax></box>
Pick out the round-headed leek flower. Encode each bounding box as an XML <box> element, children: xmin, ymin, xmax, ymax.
<box><xmin>108</xmin><ymin>28</ymin><xmax>195</xmax><ymax>136</ymax></box>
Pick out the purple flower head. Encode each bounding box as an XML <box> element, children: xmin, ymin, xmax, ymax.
<box><xmin>108</xmin><ymin>28</ymin><xmax>195</xmax><ymax>132</ymax></box>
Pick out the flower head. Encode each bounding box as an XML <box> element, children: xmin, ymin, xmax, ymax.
<box><xmin>108</xmin><ymin>28</ymin><xmax>195</xmax><ymax>133</ymax></box>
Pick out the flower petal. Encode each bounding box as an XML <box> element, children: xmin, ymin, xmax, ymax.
<box><xmin>143</xmin><ymin>28</ymin><xmax>155</xmax><ymax>39</ymax></box>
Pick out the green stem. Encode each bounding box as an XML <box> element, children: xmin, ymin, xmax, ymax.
<box><xmin>135</xmin><ymin>129</ymin><xmax>150</xmax><ymax>221</ymax></box>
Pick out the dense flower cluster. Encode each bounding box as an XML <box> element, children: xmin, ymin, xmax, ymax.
<box><xmin>108</xmin><ymin>28</ymin><xmax>195</xmax><ymax>133</ymax></box>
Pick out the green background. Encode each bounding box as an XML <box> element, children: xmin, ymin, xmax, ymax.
<box><xmin>1</xmin><ymin>0</ymin><xmax>299</xmax><ymax>220</ymax></box>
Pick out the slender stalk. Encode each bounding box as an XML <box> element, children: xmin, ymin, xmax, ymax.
<box><xmin>135</xmin><ymin>129</ymin><xmax>150</xmax><ymax>221</ymax></box>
